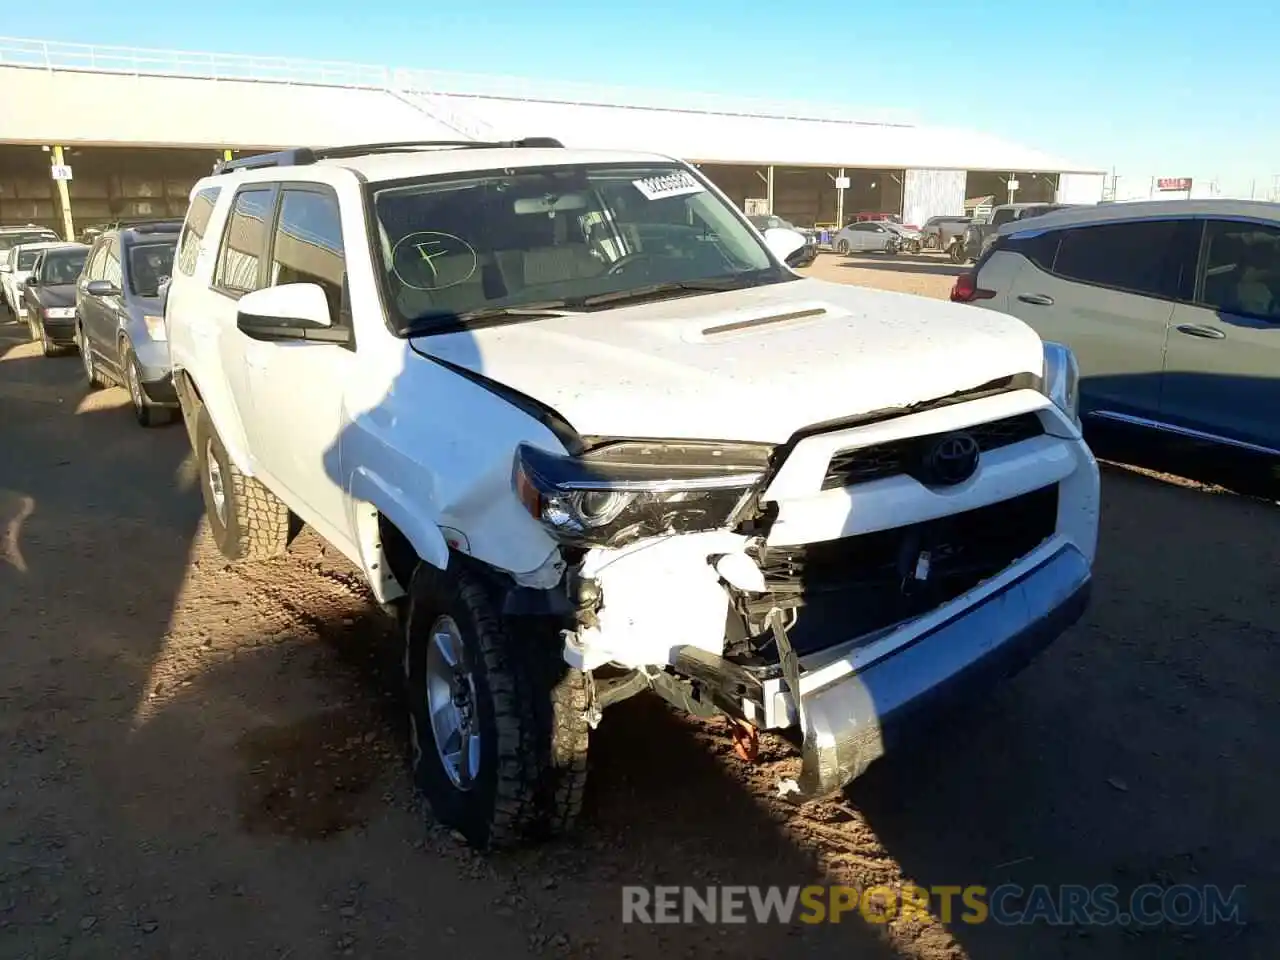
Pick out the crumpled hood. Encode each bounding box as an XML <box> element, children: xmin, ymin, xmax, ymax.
<box><xmin>410</xmin><ymin>277</ymin><xmax>1045</xmax><ymax>444</ymax></box>
<box><xmin>34</xmin><ymin>284</ymin><xmax>76</xmax><ymax>308</ymax></box>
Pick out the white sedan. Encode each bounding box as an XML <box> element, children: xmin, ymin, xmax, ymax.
<box><xmin>832</xmin><ymin>221</ymin><xmax>900</xmax><ymax>255</ymax></box>
<box><xmin>1</xmin><ymin>241</ymin><xmax>65</xmax><ymax>318</ymax></box>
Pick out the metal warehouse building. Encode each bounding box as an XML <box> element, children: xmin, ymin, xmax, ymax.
<box><xmin>0</xmin><ymin>38</ymin><xmax>1105</xmax><ymax>239</ymax></box>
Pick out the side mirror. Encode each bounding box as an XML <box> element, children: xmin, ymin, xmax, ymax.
<box><xmin>25</xmin><ymin>274</ymin><xmax>39</xmax><ymax>287</ymax></box>
<box><xmin>0</xmin><ymin>264</ymin><xmax>11</xmax><ymax>274</ymax></box>
<box><xmin>86</xmin><ymin>279</ymin><xmax>120</xmax><ymax>297</ymax></box>
<box><xmin>236</xmin><ymin>283</ymin><xmax>348</xmax><ymax>343</ymax></box>
<box><xmin>762</xmin><ymin>226</ymin><xmax>806</xmax><ymax>267</ymax></box>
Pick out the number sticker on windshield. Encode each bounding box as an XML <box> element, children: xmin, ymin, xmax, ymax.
<box><xmin>631</xmin><ymin>171</ymin><xmax>705</xmax><ymax>201</ymax></box>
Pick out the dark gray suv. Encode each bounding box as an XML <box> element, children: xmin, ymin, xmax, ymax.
<box><xmin>75</xmin><ymin>221</ymin><xmax>181</xmax><ymax>426</ymax></box>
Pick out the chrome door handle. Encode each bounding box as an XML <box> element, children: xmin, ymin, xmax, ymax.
<box><xmin>1017</xmin><ymin>293</ymin><xmax>1054</xmax><ymax>306</ymax></box>
<box><xmin>1175</xmin><ymin>323</ymin><xmax>1226</xmax><ymax>340</ymax></box>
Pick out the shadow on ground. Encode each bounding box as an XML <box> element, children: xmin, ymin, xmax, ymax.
<box><xmin>834</xmin><ymin>255</ymin><xmax>965</xmax><ymax>278</ymax></box>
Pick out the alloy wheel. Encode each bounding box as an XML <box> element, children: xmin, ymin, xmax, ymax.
<box><xmin>423</xmin><ymin>615</ymin><xmax>481</xmax><ymax>791</ymax></box>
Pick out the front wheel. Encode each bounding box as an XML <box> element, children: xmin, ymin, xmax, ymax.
<box><xmin>836</xmin><ymin>240</ymin><xmax>849</xmax><ymax>254</ymax></box>
<box><xmin>37</xmin><ymin>320</ymin><xmax>61</xmax><ymax>358</ymax></box>
<box><xmin>405</xmin><ymin>562</ymin><xmax>589</xmax><ymax>849</ymax></box>
<box><xmin>124</xmin><ymin>344</ymin><xmax>176</xmax><ymax>428</ymax></box>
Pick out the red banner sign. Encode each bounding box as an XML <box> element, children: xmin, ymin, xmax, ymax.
<box><xmin>1157</xmin><ymin>178</ymin><xmax>1192</xmax><ymax>191</ymax></box>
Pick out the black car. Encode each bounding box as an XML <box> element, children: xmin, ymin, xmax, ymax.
<box><xmin>23</xmin><ymin>244</ymin><xmax>90</xmax><ymax>356</ymax></box>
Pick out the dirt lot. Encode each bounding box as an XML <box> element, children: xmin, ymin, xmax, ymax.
<box><xmin>1</xmin><ymin>252</ymin><xmax>1277</xmax><ymax>959</ymax></box>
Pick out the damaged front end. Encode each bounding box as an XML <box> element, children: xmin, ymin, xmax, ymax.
<box><xmin>509</xmin><ymin>390</ymin><xmax>1096</xmax><ymax>799</ymax></box>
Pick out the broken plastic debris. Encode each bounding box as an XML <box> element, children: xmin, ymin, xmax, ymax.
<box><xmin>776</xmin><ymin>778</ymin><xmax>801</xmax><ymax>798</ymax></box>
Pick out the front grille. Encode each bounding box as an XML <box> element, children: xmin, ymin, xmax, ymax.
<box><xmin>748</xmin><ymin>484</ymin><xmax>1059</xmax><ymax>657</ymax></box>
<box><xmin>822</xmin><ymin>411</ymin><xmax>1044</xmax><ymax>490</ymax></box>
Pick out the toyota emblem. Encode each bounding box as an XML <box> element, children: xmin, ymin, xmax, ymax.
<box><xmin>922</xmin><ymin>432</ymin><xmax>980</xmax><ymax>486</ymax></box>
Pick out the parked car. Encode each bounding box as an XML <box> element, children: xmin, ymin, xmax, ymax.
<box><xmin>883</xmin><ymin>221</ymin><xmax>924</xmax><ymax>254</ymax></box>
<box><xmin>959</xmin><ymin>203</ymin><xmax>1074</xmax><ymax>263</ymax></box>
<box><xmin>832</xmin><ymin>220</ymin><xmax>900</xmax><ymax>254</ymax></box>
<box><xmin>1</xmin><ymin>241</ymin><xmax>65</xmax><ymax>319</ymax></box>
<box><xmin>747</xmin><ymin>214</ymin><xmax>818</xmax><ymax>266</ymax></box>
<box><xmin>21</xmin><ymin>243</ymin><xmax>90</xmax><ymax>356</ymax></box>
<box><xmin>165</xmin><ymin>138</ymin><xmax>1097</xmax><ymax>850</ymax></box>
<box><xmin>0</xmin><ymin>224</ymin><xmax>59</xmax><ymax>257</ymax></box>
<box><xmin>76</xmin><ymin>221</ymin><xmax>181</xmax><ymax>426</ymax></box>
<box><xmin>921</xmin><ymin>215</ymin><xmax>972</xmax><ymax>250</ymax></box>
<box><xmin>954</xmin><ymin>199</ymin><xmax>1280</xmax><ymax>456</ymax></box>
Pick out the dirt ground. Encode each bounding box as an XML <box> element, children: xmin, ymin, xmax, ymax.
<box><xmin>1</xmin><ymin>253</ymin><xmax>1277</xmax><ymax>959</ymax></box>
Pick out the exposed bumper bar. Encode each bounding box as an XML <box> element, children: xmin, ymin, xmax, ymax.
<box><xmin>786</xmin><ymin>542</ymin><xmax>1091</xmax><ymax>797</ymax></box>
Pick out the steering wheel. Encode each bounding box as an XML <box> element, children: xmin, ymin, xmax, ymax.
<box><xmin>605</xmin><ymin>252</ymin><xmax>655</xmax><ymax>277</ymax></box>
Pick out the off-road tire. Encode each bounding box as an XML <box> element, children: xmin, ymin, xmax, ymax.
<box><xmin>194</xmin><ymin>407</ymin><xmax>289</xmax><ymax>561</ymax></box>
<box><xmin>404</xmin><ymin>561</ymin><xmax>589</xmax><ymax>849</ymax></box>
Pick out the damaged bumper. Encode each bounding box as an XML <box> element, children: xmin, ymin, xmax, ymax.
<box><xmin>772</xmin><ymin>540</ymin><xmax>1091</xmax><ymax>797</ymax></box>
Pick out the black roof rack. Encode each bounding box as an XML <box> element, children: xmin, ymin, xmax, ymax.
<box><xmin>212</xmin><ymin>137</ymin><xmax>565</xmax><ymax>175</ymax></box>
<box><xmin>88</xmin><ymin>217</ymin><xmax>184</xmax><ymax>234</ymax></box>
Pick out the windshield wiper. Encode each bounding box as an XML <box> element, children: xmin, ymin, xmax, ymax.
<box><xmin>576</xmin><ymin>274</ymin><xmax>777</xmax><ymax>309</ymax></box>
<box><xmin>405</xmin><ymin>300</ymin><xmax>577</xmax><ymax>335</ymax></box>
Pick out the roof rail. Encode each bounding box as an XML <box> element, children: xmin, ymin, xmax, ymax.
<box><xmin>211</xmin><ymin>137</ymin><xmax>565</xmax><ymax>174</ymax></box>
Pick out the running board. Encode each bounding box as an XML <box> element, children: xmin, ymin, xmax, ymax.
<box><xmin>1088</xmin><ymin>410</ymin><xmax>1280</xmax><ymax>458</ymax></box>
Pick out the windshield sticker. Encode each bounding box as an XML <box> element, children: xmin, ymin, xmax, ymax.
<box><xmin>390</xmin><ymin>231</ymin><xmax>477</xmax><ymax>291</ymax></box>
<box><xmin>631</xmin><ymin>171</ymin><xmax>706</xmax><ymax>201</ymax></box>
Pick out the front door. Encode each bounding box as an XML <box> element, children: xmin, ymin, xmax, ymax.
<box><xmin>239</xmin><ymin>185</ymin><xmax>356</xmax><ymax>546</ymax></box>
<box><xmin>1161</xmin><ymin>218</ymin><xmax>1280</xmax><ymax>451</ymax></box>
<box><xmin>85</xmin><ymin>238</ymin><xmax>125</xmax><ymax>373</ymax></box>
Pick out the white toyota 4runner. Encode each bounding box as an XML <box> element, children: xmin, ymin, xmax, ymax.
<box><xmin>164</xmin><ymin>138</ymin><xmax>1100</xmax><ymax>849</ymax></box>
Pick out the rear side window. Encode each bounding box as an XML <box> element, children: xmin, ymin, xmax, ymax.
<box><xmin>991</xmin><ymin>209</ymin><xmax>1017</xmax><ymax>227</ymax></box>
<box><xmin>1051</xmin><ymin>220</ymin><xmax>1185</xmax><ymax>299</ymax></box>
<box><xmin>215</xmin><ymin>186</ymin><xmax>277</xmax><ymax>296</ymax></box>
<box><xmin>177</xmin><ymin>186</ymin><xmax>222</xmax><ymax>277</ymax></box>
<box><xmin>999</xmin><ymin>230</ymin><xmax>1061</xmax><ymax>272</ymax></box>
<box><xmin>1198</xmin><ymin>219</ymin><xmax>1280</xmax><ymax>321</ymax></box>
<box><xmin>269</xmin><ymin>188</ymin><xmax>346</xmax><ymax>323</ymax></box>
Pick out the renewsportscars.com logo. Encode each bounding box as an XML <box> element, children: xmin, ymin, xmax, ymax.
<box><xmin>622</xmin><ymin>884</ymin><xmax>1246</xmax><ymax>927</ymax></box>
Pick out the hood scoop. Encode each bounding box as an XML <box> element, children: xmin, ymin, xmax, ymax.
<box><xmin>689</xmin><ymin>302</ymin><xmax>839</xmax><ymax>342</ymax></box>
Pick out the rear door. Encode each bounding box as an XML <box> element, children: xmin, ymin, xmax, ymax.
<box><xmin>211</xmin><ymin>183</ymin><xmax>279</xmax><ymax>454</ymax></box>
<box><xmin>1161</xmin><ymin>218</ymin><xmax>1280</xmax><ymax>451</ymax></box>
<box><xmin>1001</xmin><ymin>218</ymin><xmax>1196</xmax><ymax>418</ymax></box>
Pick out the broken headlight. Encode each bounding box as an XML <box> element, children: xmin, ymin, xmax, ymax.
<box><xmin>512</xmin><ymin>440</ymin><xmax>770</xmax><ymax>548</ymax></box>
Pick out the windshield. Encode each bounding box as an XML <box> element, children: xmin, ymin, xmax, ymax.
<box><xmin>371</xmin><ymin>162</ymin><xmax>785</xmax><ymax>334</ymax></box>
<box><xmin>127</xmin><ymin>241</ymin><xmax>177</xmax><ymax>297</ymax></box>
<box><xmin>40</xmin><ymin>250</ymin><xmax>88</xmax><ymax>285</ymax></box>
<box><xmin>17</xmin><ymin>249</ymin><xmax>45</xmax><ymax>270</ymax></box>
<box><xmin>0</xmin><ymin>232</ymin><xmax>58</xmax><ymax>252</ymax></box>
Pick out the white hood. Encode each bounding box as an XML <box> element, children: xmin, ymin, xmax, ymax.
<box><xmin>410</xmin><ymin>278</ymin><xmax>1045</xmax><ymax>444</ymax></box>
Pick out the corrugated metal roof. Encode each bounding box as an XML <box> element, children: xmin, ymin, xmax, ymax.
<box><xmin>404</xmin><ymin>91</ymin><xmax>1098</xmax><ymax>173</ymax></box>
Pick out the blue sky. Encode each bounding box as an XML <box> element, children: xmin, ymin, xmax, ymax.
<box><xmin>7</xmin><ymin>0</ymin><xmax>1279</xmax><ymax>194</ymax></box>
